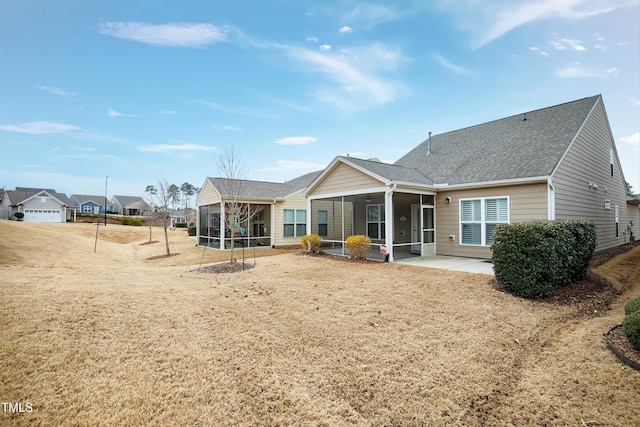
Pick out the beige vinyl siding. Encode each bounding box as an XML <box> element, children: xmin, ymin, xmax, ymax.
<box><xmin>436</xmin><ymin>183</ymin><xmax>548</xmax><ymax>258</ymax></box>
<box><xmin>312</xmin><ymin>162</ymin><xmax>383</xmax><ymax>195</ymax></box>
<box><xmin>552</xmin><ymin>100</ymin><xmax>633</xmax><ymax>251</ymax></box>
<box><xmin>196</xmin><ymin>179</ymin><xmax>221</xmax><ymax>206</ymax></box>
<box><xmin>273</xmin><ymin>192</ymin><xmax>307</xmax><ymax>246</ymax></box>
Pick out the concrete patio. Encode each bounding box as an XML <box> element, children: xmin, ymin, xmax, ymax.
<box><xmin>394</xmin><ymin>255</ymin><xmax>495</xmax><ymax>275</ymax></box>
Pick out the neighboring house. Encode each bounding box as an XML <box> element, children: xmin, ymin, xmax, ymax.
<box><xmin>196</xmin><ymin>171</ymin><xmax>320</xmax><ymax>249</ymax></box>
<box><xmin>169</xmin><ymin>208</ymin><xmax>196</xmax><ymax>228</ymax></box>
<box><xmin>111</xmin><ymin>195</ymin><xmax>151</xmax><ymax>216</ymax></box>
<box><xmin>70</xmin><ymin>194</ymin><xmax>113</xmax><ymax>214</ymax></box>
<box><xmin>0</xmin><ymin>187</ymin><xmax>75</xmax><ymax>223</ymax></box>
<box><xmin>304</xmin><ymin>95</ymin><xmax>640</xmax><ymax>261</ymax></box>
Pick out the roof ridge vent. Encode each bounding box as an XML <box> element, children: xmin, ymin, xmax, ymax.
<box><xmin>427</xmin><ymin>131</ymin><xmax>432</xmax><ymax>155</ymax></box>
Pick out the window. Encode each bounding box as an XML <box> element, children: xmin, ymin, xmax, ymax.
<box><xmin>317</xmin><ymin>210</ymin><xmax>328</xmax><ymax>236</ymax></box>
<box><xmin>366</xmin><ymin>204</ymin><xmax>385</xmax><ymax>239</ymax></box>
<box><xmin>460</xmin><ymin>197</ymin><xmax>508</xmax><ymax>246</ymax></box>
<box><xmin>83</xmin><ymin>205</ymin><xmax>93</xmax><ymax>213</ymax></box>
<box><xmin>610</xmin><ymin>149</ymin><xmax>614</xmax><ymax>177</ymax></box>
<box><xmin>284</xmin><ymin>209</ymin><xmax>306</xmax><ymax>237</ymax></box>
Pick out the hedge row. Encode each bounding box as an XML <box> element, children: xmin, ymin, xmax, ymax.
<box><xmin>491</xmin><ymin>220</ymin><xmax>597</xmax><ymax>298</ymax></box>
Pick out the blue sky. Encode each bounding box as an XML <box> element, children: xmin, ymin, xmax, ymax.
<box><xmin>1</xmin><ymin>0</ymin><xmax>639</xmax><ymax>199</ymax></box>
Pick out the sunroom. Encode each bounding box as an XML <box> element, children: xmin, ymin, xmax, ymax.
<box><xmin>304</xmin><ymin>156</ymin><xmax>437</xmax><ymax>262</ymax></box>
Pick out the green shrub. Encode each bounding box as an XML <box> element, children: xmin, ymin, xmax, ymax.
<box><xmin>120</xmin><ymin>217</ymin><xmax>133</xmax><ymax>226</ymax></box>
<box><xmin>133</xmin><ymin>218</ymin><xmax>143</xmax><ymax>226</ymax></box>
<box><xmin>491</xmin><ymin>220</ymin><xmax>596</xmax><ymax>298</ymax></box>
<box><xmin>624</xmin><ymin>297</ymin><xmax>640</xmax><ymax>316</ymax></box>
<box><xmin>345</xmin><ymin>235</ymin><xmax>371</xmax><ymax>260</ymax></box>
<box><xmin>300</xmin><ymin>234</ymin><xmax>322</xmax><ymax>253</ymax></box>
<box><xmin>13</xmin><ymin>212</ymin><xmax>24</xmax><ymax>221</ymax></box>
<box><xmin>187</xmin><ymin>226</ymin><xmax>196</xmax><ymax>236</ymax></box>
<box><xmin>623</xmin><ymin>310</ymin><xmax>640</xmax><ymax>351</ymax></box>
<box><xmin>175</xmin><ymin>222</ymin><xmax>187</xmax><ymax>228</ymax></box>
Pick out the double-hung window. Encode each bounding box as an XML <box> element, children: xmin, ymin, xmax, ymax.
<box><xmin>366</xmin><ymin>204</ymin><xmax>385</xmax><ymax>239</ymax></box>
<box><xmin>283</xmin><ymin>209</ymin><xmax>306</xmax><ymax>237</ymax></box>
<box><xmin>317</xmin><ymin>210</ymin><xmax>328</xmax><ymax>236</ymax></box>
<box><xmin>460</xmin><ymin>197</ymin><xmax>508</xmax><ymax>246</ymax></box>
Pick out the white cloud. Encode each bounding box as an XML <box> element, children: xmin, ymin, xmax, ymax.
<box><xmin>138</xmin><ymin>143</ymin><xmax>216</xmax><ymax>153</ymax></box>
<box><xmin>37</xmin><ymin>85</ymin><xmax>74</xmax><ymax>97</ymax></box>
<box><xmin>437</xmin><ymin>0</ymin><xmax>637</xmax><ymax>49</ymax></box>
<box><xmin>107</xmin><ymin>108</ymin><xmax>126</xmax><ymax>117</ymax></box>
<box><xmin>556</xmin><ymin>63</ymin><xmax>592</xmax><ymax>77</ymax></box>
<box><xmin>604</xmin><ymin>67</ymin><xmax>619</xmax><ymax>77</ymax></box>
<box><xmin>433</xmin><ymin>53</ymin><xmax>475</xmax><ymax>75</ymax></box>
<box><xmin>306</xmin><ymin>36</ymin><xmax>319</xmax><ymax>43</ymax></box>
<box><xmin>339</xmin><ymin>26</ymin><xmax>353</xmax><ymax>33</ymax></box>
<box><xmin>631</xmin><ymin>98</ymin><xmax>640</xmax><ymax>106</ymax></box>
<box><xmin>0</xmin><ymin>121</ymin><xmax>81</xmax><ymax>134</ymax></box>
<box><xmin>278</xmin><ymin>43</ymin><xmax>408</xmax><ymax>111</ymax></box>
<box><xmin>99</xmin><ymin>21</ymin><xmax>230</xmax><ymax>47</ymax></box>
<box><xmin>319</xmin><ymin>44</ymin><xmax>332</xmax><ymax>51</ymax></box>
<box><xmin>529</xmin><ymin>46</ymin><xmax>550</xmax><ymax>56</ymax></box>
<box><xmin>620</xmin><ymin>132</ymin><xmax>639</xmax><ymax>145</ymax></box>
<box><xmin>551</xmin><ymin>38</ymin><xmax>586</xmax><ymax>51</ymax></box>
<box><xmin>275</xmin><ymin>136</ymin><xmax>317</xmax><ymax>145</ymax></box>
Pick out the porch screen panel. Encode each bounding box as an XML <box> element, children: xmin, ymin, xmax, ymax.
<box><xmin>318</xmin><ymin>210</ymin><xmax>328</xmax><ymax>236</ymax></box>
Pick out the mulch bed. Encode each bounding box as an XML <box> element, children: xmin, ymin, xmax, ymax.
<box><xmin>604</xmin><ymin>325</ymin><xmax>640</xmax><ymax>370</ymax></box>
<box><xmin>197</xmin><ymin>262</ymin><xmax>256</xmax><ymax>274</ymax></box>
<box><xmin>146</xmin><ymin>253</ymin><xmax>180</xmax><ymax>260</ymax></box>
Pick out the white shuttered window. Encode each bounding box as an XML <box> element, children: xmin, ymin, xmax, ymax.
<box><xmin>460</xmin><ymin>197</ymin><xmax>509</xmax><ymax>246</ymax></box>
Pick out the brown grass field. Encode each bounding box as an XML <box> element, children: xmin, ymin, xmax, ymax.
<box><xmin>1</xmin><ymin>221</ymin><xmax>639</xmax><ymax>426</ymax></box>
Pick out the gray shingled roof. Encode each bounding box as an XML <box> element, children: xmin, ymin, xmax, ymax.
<box><xmin>394</xmin><ymin>95</ymin><xmax>600</xmax><ymax>185</ymax></box>
<box><xmin>208</xmin><ymin>170</ymin><xmax>321</xmax><ymax>200</ymax></box>
<box><xmin>340</xmin><ymin>157</ymin><xmax>434</xmax><ymax>185</ymax></box>
<box><xmin>112</xmin><ymin>195</ymin><xmax>148</xmax><ymax>208</ymax></box>
<box><xmin>72</xmin><ymin>194</ymin><xmax>108</xmax><ymax>206</ymax></box>
<box><xmin>4</xmin><ymin>188</ymin><xmax>73</xmax><ymax>207</ymax></box>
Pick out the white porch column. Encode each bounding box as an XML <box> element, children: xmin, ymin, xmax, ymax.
<box><xmin>385</xmin><ymin>187</ymin><xmax>394</xmax><ymax>262</ymax></box>
<box><xmin>270</xmin><ymin>204</ymin><xmax>276</xmax><ymax>248</ymax></box>
<box><xmin>219</xmin><ymin>202</ymin><xmax>226</xmax><ymax>250</ymax></box>
<box><xmin>306</xmin><ymin>197</ymin><xmax>312</xmax><ymax>235</ymax></box>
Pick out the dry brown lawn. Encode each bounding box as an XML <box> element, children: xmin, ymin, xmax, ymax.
<box><xmin>0</xmin><ymin>221</ymin><xmax>638</xmax><ymax>426</ymax></box>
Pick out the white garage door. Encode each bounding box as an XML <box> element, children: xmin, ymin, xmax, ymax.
<box><xmin>23</xmin><ymin>209</ymin><xmax>62</xmax><ymax>223</ymax></box>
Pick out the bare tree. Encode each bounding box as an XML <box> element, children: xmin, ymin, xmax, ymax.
<box><xmin>216</xmin><ymin>146</ymin><xmax>263</xmax><ymax>264</ymax></box>
<box><xmin>145</xmin><ymin>181</ymin><xmax>172</xmax><ymax>256</ymax></box>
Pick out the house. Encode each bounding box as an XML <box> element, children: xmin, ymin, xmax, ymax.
<box><xmin>304</xmin><ymin>95</ymin><xmax>640</xmax><ymax>261</ymax></box>
<box><xmin>0</xmin><ymin>187</ymin><xmax>75</xmax><ymax>223</ymax></box>
<box><xmin>111</xmin><ymin>195</ymin><xmax>151</xmax><ymax>216</ymax></box>
<box><xmin>70</xmin><ymin>194</ymin><xmax>113</xmax><ymax>215</ymax></box>
<box><xmin>169</xmin><ymin>208</ymin><xmax>196</xmax><ymax>228</ymax></box>
<box><xmin>196</xmin><ymin>171</ymin><xmax>321</xmax><ymax>249</ymax></box>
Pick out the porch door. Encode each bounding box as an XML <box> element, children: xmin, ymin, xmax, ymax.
<box><xmin>422</xmin><ymin>206</ymin><xmax>435</xmax><ymax>256</ymax></box>
<box><xmin>411</xmin><ymin>204</ymin><xmax>421</xmax><ymax>254</ymax></box>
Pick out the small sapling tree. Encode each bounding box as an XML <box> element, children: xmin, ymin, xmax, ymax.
<box><xmin>145</xmin><ymin>180</ymin><xmax>172</xmax><ymax>256</ymax></box>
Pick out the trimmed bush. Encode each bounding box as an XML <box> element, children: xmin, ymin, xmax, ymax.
<box><xmin>13</xmin><ymin>212</ymin><xmax>24</xmax><ymax>221</ymax></box>
<box><xmin>345</xmin><ymin>235</ymin><xmax>372</xmax><ymax>260</ymax></box>
<box><xmin>492</xmin><ymin>220</ymin><xmax>597</xmax><ymax>298</ymax></box>
<box><xmin>175</xmin><ymin>222</ymin><xmax>187</xmax><ymax>228</ymax></box>
<box><xmin>300</xmin><ymin>234</ymin><xmax>322</xmax><ymax>253</ymax></box>
<box><xmin>623</xmin><ymin>310</ymin><xmax>640</xmax><ymax>351</ymax></box>
<box><xmin>624</xmin><ymin>297</ymin><xmax>640</xmax><ymax>316</ymax></box>
<box><xmin>120</xmin><ymin>217</ymin><xmax>133</xmax><ymax>226</ymax></box>
<box><xmin>187</xmin><ymin>226</ymin><xmax>196</xmax><ymax>236</ymax></box>
<box><xmin>133</xmin><ymin>218</ymin><xmax>143</xmax><ymax>226</ymax></box>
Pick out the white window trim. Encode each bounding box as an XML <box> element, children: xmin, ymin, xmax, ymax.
<box><xmin>283</xmin><ymin>209</ymin><xmax>306</xmax><ymax>237</ymax></box>
<box><xmin>459</xmin><ymin>196</ymin><xmax>510</xmax><ymax>246</ymax></box>
<box><xmin>366</xmin><ymin>204</ymin><xmax>385</xmax><ymax>240</ymax></box>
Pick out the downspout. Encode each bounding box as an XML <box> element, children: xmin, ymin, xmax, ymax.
<box><xmin>270</xmin><ymin>201</ymin><xmax>276</xmax><ymax>248</ymax></box>
<box><xmin>547</xmin><ymin>178</ymin><xmax>555</xmax><ymax>220</ymax></box>
<box><xmin>306</xmin><ymin>197</ymin><xmax>312</xmax><ymax>236</ymax></box>
<box><xmin>219</xmin><ymin>202</ymin><xmax>226</xmax><ymax>250</ymax></box>
<box><xmin>385</xmin><ymin>184</ymin><xmax>397</xmax><ymax>262</ymax></box>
